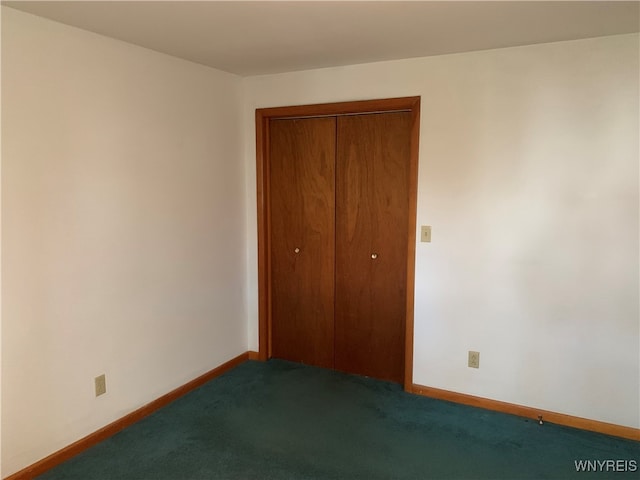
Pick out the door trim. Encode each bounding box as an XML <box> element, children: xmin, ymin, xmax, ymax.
<box><xmin>256</xmin><ymin>96</ymin><xmax>421</xmax><ymax>391</ymax></box>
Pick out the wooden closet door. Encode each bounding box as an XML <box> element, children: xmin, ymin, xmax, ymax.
<box><xmin>335</xmin><ymin>112</ymin><xmax>412</xmax><ymax>383</ymax></box>
<box><xmin>269</xmin><ymin>117</ymin><xmax>336</xmax><ymax>369</ymax></box>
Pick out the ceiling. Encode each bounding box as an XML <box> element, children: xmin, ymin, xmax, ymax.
<box><xmin>4</xmin><ymin>1</ymin><xmax>639</xmax><ymax>76</ymax></box>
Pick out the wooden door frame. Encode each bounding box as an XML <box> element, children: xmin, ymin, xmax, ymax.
<box><xmin>255</xmin><ymin>96</ymin><xmax>421</xmax><ymax>391</ymax></box>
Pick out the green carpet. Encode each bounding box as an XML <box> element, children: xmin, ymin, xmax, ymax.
<box><xmin>38</xmin><ymin>359</ymin><xmax>639</xmax><ymax>479</ymax></box>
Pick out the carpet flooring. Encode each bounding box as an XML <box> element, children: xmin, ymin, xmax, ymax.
<box><xmin>38</xmin><ymin>359</ymin><xmax>639</xmax><ymax>479</ymax></box>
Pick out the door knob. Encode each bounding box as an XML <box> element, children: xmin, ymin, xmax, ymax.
<box><xmin>371</xmin><ymin>253</ymin><xmax>378</xmax><ymax>259</ymax></box>
<box><xmin>294</xmin><ymin>248</ymin><xmax>300</xmax><ymax>254</ymax></box>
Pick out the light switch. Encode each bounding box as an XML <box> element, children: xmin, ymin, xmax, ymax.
<box><xmin>420</xmin><ymin>225</ymin><xmax>431</xmax><ymax>243</ymax></box>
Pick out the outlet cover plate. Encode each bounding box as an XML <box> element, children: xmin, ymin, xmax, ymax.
<box><xmin>468</xmin><ymin>351</ymin><xmax>480</xmax><ymax>369</ymax></box>
<box><xmin>95</xmin><ymin>374</ymin><xmax>106</xmax><ymax>397</ymax></box>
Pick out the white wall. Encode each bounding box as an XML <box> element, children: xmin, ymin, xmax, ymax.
<box><xmin>243</xmin><ymin>34</ymin><xmax>640</xmax><ymax>429</ymax></box>
<box><xmin>1</xmin><ymin>8</ymin><xmax>246</xmax><ymax>477</ymax></box>
<box><xmin>2</xmin><ymin>7</ymin><xmax>638</xmax><ymax>476</ymax></box>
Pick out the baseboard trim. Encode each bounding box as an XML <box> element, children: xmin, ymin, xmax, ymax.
<box><xmin>7</xmin><ymin>357</ymin><xmax>637</xmax><ymax>479</ymax></box>
<box><xmin>5</xmin><ymin>352</ymin><xmax>250</xmax><ymax>480</ymax></box>
<box><xmin>411</xmin><ymin>383</ymin><xmax>640</xmax><ymax>441</ymax></box>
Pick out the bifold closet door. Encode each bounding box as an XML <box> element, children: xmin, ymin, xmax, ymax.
<box><xmin>334</xmin><ymin>112</ymin><xmax>412</xmax><ymax>384</ymax></box>
<box><xmin>269</xmin><ymin>117</ymin><xmax>336</xmax><ymax>369</ymax></box>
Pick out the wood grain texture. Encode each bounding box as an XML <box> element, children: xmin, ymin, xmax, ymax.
<box><xmin>256</xmin><ymin>97</ymin><xmax>420</xmax><ymax>388</ymax></box>
<box><xmin>255</xmin><ymin>109</ymin><xmax>270</xmax><ymax>361</ymax></box>
<box><xmin>403</xmin><ymin>100</ymin><xmax>420</xmax><ymax>390</ymax></box>
<box><xmin>411</xmin><ymin>383</ymin><xmax>640</xmax><ymax>441</ymax></box>
<box><xmin>269</xmin><ymin>117</ymin><xmax>336</xmax><ymax>368</ymax></box>
<box><xmin>256</xmin><ymin>97</ymin><xmax>420</xmax><ymax>120</ymax></box>
<box><xmin>5</xmin><ymin>353</ymin><xmax>250</xmax><ymax>480</ymax></box>
<box><xmin>334</xmin><ymin>112</ymin><xmax>412</xmax><ymax>384</ymax></box>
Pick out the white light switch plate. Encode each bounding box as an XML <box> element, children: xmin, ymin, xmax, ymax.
<box><xmin>421</xmin><ymin>225</ymin><xmax>431</xmax><ymax>243</ymax></box>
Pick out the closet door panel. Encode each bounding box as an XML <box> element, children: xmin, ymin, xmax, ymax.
<box><xmin>270</xmin><ymin>117</ymin><xmax>336</xmax><ymax>368</ymax></box>
<box><xmin>335</xmin><ymin>112</ymin><xmax>411</xmax><ymax>383</ymax></box>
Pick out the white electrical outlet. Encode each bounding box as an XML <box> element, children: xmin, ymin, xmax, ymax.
<box><xmin>95</xmin><ymin>374</ymin><xmax>107</xmax><ymax>397</ymax></box>
<box><xmin>468</xmin><ymin>351</ymin><xmax>480</xmax><ymax>369</ymax></box>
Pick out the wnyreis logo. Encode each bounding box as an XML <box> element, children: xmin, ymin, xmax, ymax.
<box><xmin>574</xmin><ymin>460</ymin><xmax>637</xmax><ymax>472</ymax></box>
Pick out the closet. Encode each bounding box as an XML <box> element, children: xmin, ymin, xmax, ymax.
<box><xmin>257</xmin><ymin>98</ymin><xmax>419</xmax><ymax>386</ymax></box>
